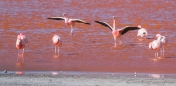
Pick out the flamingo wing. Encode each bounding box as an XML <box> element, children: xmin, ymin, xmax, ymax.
<box><xmin>119</xmin><ymin>26</ymin><xmax>140</xmax><ymax>35</ymax></box>
<box><xmin>94</xmin><ymin>21</ymin><xmax>113</xmax><ymax>31</ymax></box>
<box><xmin>47</xmin><ymin>17</ymin><xmax>65</xmax><ymax>20</ymax></box>
<box><xmin>71</xmin><ymin>19</ymin><xmax>91</xmax><ymax>25</ymax></box>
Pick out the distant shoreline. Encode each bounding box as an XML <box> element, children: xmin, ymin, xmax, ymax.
<box><xmin>1</xmin><ymin>70</ymin><xmax>176</xmax><ymax>77</ymax></box>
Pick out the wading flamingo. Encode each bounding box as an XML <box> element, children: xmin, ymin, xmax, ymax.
<box><xmin>149</xmin><ymin>36</ymin><xmax>161</xmax><ymax>58</ymax></box>
<box><xmin>137</xmin><ymin>26</ymin><xmax>148</xmax><ymax>39</ymax></box>
<box><xmin>156</xmin><ymin>34</ymin><xmax>167</xmax><ymax>57</ymax></box>
<box><xmin>48</xmin><ymin>13</ymin><xmax>91</xmax><ymax>35</ymax></box>
<box><xmin>16</xmin><ymin>33</ymin><xmax>28</xmax><ymax>58</ymax></box>
<box><xmin>52</xmin><ymin>34</ymin><xmax>62</xmax><ymax>56</ymax></box>
<box><xmin>95</xmin><ymin>16</ymin><xmax>141</xmax><ymax>47</ymax></box>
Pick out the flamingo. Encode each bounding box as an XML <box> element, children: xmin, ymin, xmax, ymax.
<box><xmin>16</xmin><ymin>33</ymin><xmax>27</xmax><ymax>57</ymax></box>
<box><xmin>48</xmin><ymin>13</ymin><xmax>91</xmax><ymax>35</ymax></box>
<box><xmin>52</xmin><ymin>34</ymin><xmax>62</xmax><ymax>55</ymax></box>
<box><xmin>95</xmin><ymin>16</ymin><xmax>141</xmax><ymax>47</ymax></box>
<box><xmin>156</xmin><ymin>34</ymin><xmax>167</xmax><ymax>57</ymax></box>
<box><xmin>149</xmin><ymin>36</ymin><xmax>161</xmax><ymax>58</ymax></box>
<box><xmin>137</xmin><ymin>27</ymin><xmax>148</xmax><ymax>39</ymax></box>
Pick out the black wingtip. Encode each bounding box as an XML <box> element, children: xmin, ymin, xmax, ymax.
<box><xmin>94</xmin><ymin>21</ymin><xmax>101</xmax><ymax>24</ymax></box>
<box><xmin>47</xmin><ymin>17</ymin><xmax>52</xmax><ymax>19</ymax></box>
<box><xmin>85</xmin><ymin>23</ymin><xmax>91</xmax><ymax>25</ymax></box>
<box><xmin>94</xmin><ymin>21</ymin><xmax>99</xmax><ymax>23</ymax></box>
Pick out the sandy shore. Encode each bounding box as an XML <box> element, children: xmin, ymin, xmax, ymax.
<box><xmin>0</xmin><ymin>71</ymin><xmax>176</xmax><ymax>86</ymax></box>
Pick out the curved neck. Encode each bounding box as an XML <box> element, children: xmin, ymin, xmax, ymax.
<box><xmin>113</xmin><ymin>17</ymin><xmax>115</xmax><ymax>30</ymax></box>
<box><xmin>63</xmin><ymin>13</ymin><xmax>68</xmax><ymax>19</ymax></box>
<box><xmin>157</xmin><ymin>36</ymin><xmax>162</xmax><ymax>41</ymax></box>
<box><xmin>63</xmin><ymin>14</ymin><xmax>69</xmax><ymax>23</ymax></box>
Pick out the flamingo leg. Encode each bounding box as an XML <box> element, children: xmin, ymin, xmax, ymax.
<box><xmin>118</xmin><ymin>37</ymin><xmax>123</xmax><ymax>45</ymax></box>
<box><xmin>22</xmin><ymin>48</ymin><xmax>24</xmax><ymax>55</ymax></box>
<box><xmin>58</xmin><ymin>46</ymin><xmax>60</xmax><ymax>56</ymax></box>
<box><xmin>17</xmin><ymin>50</ymin><xmax>19</xmax><ymax>61</ymax></box>
<box><xmin>22</xmin><ymin>48</ymin><xmax>25</xmax><ymax>61</ymax></box>
<box><xmin>18</xmin><ymin>49</ymin><xmax>20</xmax><ymax>56</ymax></box>
<box><xmin>55</xmin><ymin>46</ymin><xmax>57</xmax><ymax>55</ymax></box>
<box><xmin>70</xmin><ymin>25</ymin><xmax>73</xmax><ymax>35</ymax></box>
<box><xmin>160</xmin><ymin>49</ymin><xmax>162</xmax><ymax>57</ymax></box>
<box><xmin>155</xmin><ymin>50</ymin><xmax>158</xmax><ymax>58</ymax></box>
<box><xmin>163</xmin><ymin>47</ymin><xmax>165</xmax><ymax>57</ymax></box>
<box><xmin>114</xmin><ymin>37</ymin><xmax>117</xmax><ymax>47</ymax></box>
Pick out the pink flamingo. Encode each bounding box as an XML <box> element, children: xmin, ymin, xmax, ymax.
<box><xmin>156</xmin><ymin>34</ymin><xmax>167</xmax><ymax>57</ymax></box>
<box><xmin>149</xmin><ymin>36</ymin><xmax>161</xmax><ymax>58</ymax></box>
<box><xmin>52</xmin><ymin>34</ymin><xmax>62</xmax><ymax>55</ymax></box>
<box><xmin>48</xmin><ymin>13</ymin><xmax>91</xmax><ymax>35</ymax></box>
<box><xmin>16</xmin><ymin>33</ymin><xmax>28</xmax><ymax>57</ymax></box>
<box><xmin>95</xmin><ymin>16</ymin><xmax>141</xmax><ymax>47</ymax></box>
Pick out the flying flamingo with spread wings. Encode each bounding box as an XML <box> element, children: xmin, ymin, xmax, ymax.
<box><xmin>95</xmin><ymin>16</ymin><xmax>141</xmax><ymax>47</ymax></box>
<box><xmin>48</xmin><ymin>13</ymin><xmax>91</xmax><ymax>35</ymax></box>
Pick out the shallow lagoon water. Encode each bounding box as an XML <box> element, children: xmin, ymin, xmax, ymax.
<box><xmin>0</xmin><ymin>0</ymin><xmax>176</xmax><ymax>74</ymax></box>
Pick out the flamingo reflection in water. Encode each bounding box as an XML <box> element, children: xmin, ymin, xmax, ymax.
<box><xmin>52</xmin><ymin>34</ymin><xmax>62</xmax><ymax>56</ymax></box>
<box><xmin>16</xmin><ymin>33</ymin><xmax>28</xmax><ymax>61</ymax></box>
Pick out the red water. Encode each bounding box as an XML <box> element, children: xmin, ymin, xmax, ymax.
<box><xmin>0</xmin><ymin>0</ymin><xmax>176</xmax><ymax>74</ymax></box>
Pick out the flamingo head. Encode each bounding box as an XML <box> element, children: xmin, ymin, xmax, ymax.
<box><xmin>156</xmin><ymin>34</ymin><xmax>161</xmax><ymax>38</ymax></box>
<box><xmin>54</xmin><ymin>34</ymin><xmax>58</xmax><ymax>36</ymax></box>
<box><xmin>20</xmin><ymin>33</ymin><xmax>24</xmax><ymax>35</ymax></box>
<box><xmin>141</xmin><ymin>28</ymin><xmax>148</xmax><ymax>36</ymax></box>
<box><xmin>113</xmin><ymin>16</ymin><xmax>115</xmax><ymax>19</ymax></box>
<box><xmin>138</xmin><ymin>25</ymin><xmax>142</xmax><ymax>28</ymax></box>
<box><xmin>63</xmin><ymin>13</ymin><xmax>67</xmax><ymax>17</ymax></box>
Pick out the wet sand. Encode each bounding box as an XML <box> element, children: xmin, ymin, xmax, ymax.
<box><xmin>0</xmin><ymin>0</ymin><xmax>176</xmax><ymax>74</ymax></box>
<box><xmin>1</xmin><ymin>72</ymin><xmax>176</xmax><ymax>86</ymax></box>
